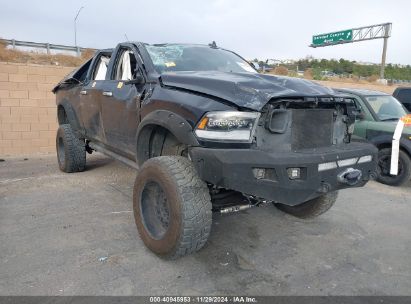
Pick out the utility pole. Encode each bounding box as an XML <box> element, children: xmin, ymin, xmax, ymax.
<box><xmin>74</xmin><ymin>6</ymin><xmax>84</xmax><ymax>56</ymax></box>
<box><xmin>380</xmin><ymin>23</ymin><xmax>391</xmax><ymax>80</ymax></box>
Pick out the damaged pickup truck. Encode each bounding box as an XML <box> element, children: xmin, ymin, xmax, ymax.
<box><xmin>53</xmin><ymin>42</ymin><xmax>377</xmax><ymax>259</ymax></box>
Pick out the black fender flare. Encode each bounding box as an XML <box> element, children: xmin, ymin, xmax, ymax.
<box><xmin>399</xmin><ymin>138</ymin><xmax>411</xmax><ymax>157</ymax></box>
<box><xmin>57</xmin><ymin>100</ymin><xmax>84</xmax><ymax>137</ymax></box>
<box><xmin>368</xmin><ymin>134</ymin><xmax>411</xmax><ymax>157</ymax></box>
<box><xmin>368</xmin><ymin>134</ymin><xmax>393</xmax><ymax>148</ymax></box>
<box><xmin>135</xmin><ymin>110</ymin><xmax>199</xmax><ymax>164</ymax></box>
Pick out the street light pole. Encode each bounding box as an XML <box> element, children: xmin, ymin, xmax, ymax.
<box><xmin>74</xmin><ymin>6</ymin><xmax>84</xmax><ymax>56</ymax></box>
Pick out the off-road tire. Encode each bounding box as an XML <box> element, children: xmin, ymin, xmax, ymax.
<box><xmin>376</xmin><ymin>148</ymin><xmax>411</xmax><ymax>186</ymax></box>
<box><xmin>275</xmin><ymin>191</ymin><xmax>338</xmax><ymax>219</ymax></box>
<box><xmin>56</xmin><ymin>124</ymin><xmax>86</xmax><ymax>173</ymax></box>
<box><xmin>133</xmin><ymin>156</ymin><xmax>212</xmax><ymax>259</ymax></box>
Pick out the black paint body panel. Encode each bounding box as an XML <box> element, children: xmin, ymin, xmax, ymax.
<box><xmin>54</xmin><ymin>42</ymin><xmax>378</xmax><ymax>205</ymax></box>
<box><xmin>393</xmin><ymin>87</ymin><xmax>411</xmax><ymax>112</ymax></box>
<box><xmin>190</xmin><ymin>142</ymin><xmax>378</xmax><ymax>205</ymax></box>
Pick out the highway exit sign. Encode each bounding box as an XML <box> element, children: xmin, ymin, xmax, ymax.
<box><xmin>312</xmin><ymin>29</ymin><xmax>353</xmax><ymax>46</ymax></box>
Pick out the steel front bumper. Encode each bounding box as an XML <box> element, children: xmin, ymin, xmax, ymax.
<box><xmin>189</xmin><ymin>142</ymin><xmax>378</xmax><ymax>206</ymax></box>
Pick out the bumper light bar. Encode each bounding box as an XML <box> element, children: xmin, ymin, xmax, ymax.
<box><xmin>358</xmin><ymin>155</ymin><xmax>373</xmax><ymax>164</ymax></box>
<box><xmin>318</xmin><ymin>161</ymin><xmax>338</xmax><ymax>172</ymax></box>
<box><xmin>337</xmin><ymin>157</ymin><xmax>358</xmax><ymax>167</ymax></box>
<box><xmin>318</xmin><ymin>155</ymin><xmax>372</xmax><ymax>172</ymax></box>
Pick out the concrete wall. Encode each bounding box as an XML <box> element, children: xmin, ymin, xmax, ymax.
<box><xmin>0</xmin><ymin>62</ymin><xmax>74</xmax><ymax>156</ymax></box>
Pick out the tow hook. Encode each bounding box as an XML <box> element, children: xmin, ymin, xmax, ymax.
<box><xmin>337</xmin><ymin>168</ymin><xmax>362</xmax><ymax>186</ymax></box>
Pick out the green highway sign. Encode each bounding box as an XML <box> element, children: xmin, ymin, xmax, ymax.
<box><xmin>312</xmin><ymin>29</ymin><xmax>353</xmax><ymax>46</ymax></box>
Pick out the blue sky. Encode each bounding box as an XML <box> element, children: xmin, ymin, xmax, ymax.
<box><xmin>1</xmin><ymin>0</ymin><xmax>410</xmax><ymax>64</ymax></box>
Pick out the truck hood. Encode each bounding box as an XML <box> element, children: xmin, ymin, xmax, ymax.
<box><xmin>160</xmin><ymin>71</ymin><xmax>341</xmax><ymax>111</ymax></box>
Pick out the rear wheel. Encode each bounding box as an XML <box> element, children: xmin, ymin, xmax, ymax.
<box><xmin>56</xmin><ymin>124</ymin><xmax>86</xmax><ymax>173</ymax></box>
<box><xmin>275</xmin><ymin>191</ymin><xmax>338</xmax><ymax>219</ymax></box>
<box><xmin>133</xmin><ymin>156</ymin><xmax>212</xmax><ymax>259</ymax></box>
<box><xmin>376</xmin><ymin>148</ymin><xmax>411</xmax><ymax>186</ymax></box>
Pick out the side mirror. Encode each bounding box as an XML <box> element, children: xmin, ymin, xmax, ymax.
<box><xmin>125</xmin><ymin>75</ymin><xmax>144</xmax><ymax>85</ymax></box>
<box><xmin>355</xmin><ymin>111</ymin><xmax>366</xmax><ymax>120</ymax></box>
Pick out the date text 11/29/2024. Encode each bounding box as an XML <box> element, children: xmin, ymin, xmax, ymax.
<box><xmin>149</xmin><ymin>296</ymin><xmax>257</xmax><ymax>303</ymax></box>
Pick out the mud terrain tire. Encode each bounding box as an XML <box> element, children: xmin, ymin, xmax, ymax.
<box><xmin>133</xmin><ymin>156</ymin><xmax>212</xmax><ymax>259</ymax></box>
<box><xmin>56</xmin><ymin>124</ymin><xmax>86</xmax><ymax>173</ymax></box>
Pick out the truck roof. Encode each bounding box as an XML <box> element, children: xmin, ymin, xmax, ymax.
<box><xmin>394</xmin><ymin>86</ymin><xmax>411</xmax><ymax>92</ymax></box>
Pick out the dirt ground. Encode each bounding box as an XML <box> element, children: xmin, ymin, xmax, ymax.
<box><xmin>0</xmin><ymin>153</ymin><xmax>410</xmax><ymax>296</ymax></box>
<box><xmin>316</xmin><ymin>80</ymin><xmax>398</xmax><ymax>94</ymax></box>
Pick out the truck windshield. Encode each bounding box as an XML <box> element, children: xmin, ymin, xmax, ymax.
<box><xmin>145</xmin><ymin>44</ymin><xmax>257</xmax><ymax>74</ymax></box>
<box><xmin>365</xmin><ymin>95</ymin><xmax>407</xmax><ymax>121</ymax></box>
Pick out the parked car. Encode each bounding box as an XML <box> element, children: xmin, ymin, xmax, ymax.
<box><xmin>53</xmin><ymin>42</ymin><xmax>377</xmax><ymax>259</ymax></box>
<box><xmin>393</xmin><ymin>87</ymin><xmax>411</xmax><ymax>112</ymax></box>
<box><xmin>335</xmin><ymin>88</ymin><xmax>411</xmax><ymax>186</ymax></box>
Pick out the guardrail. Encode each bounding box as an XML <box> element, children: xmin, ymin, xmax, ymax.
<box><xmin>0</xmin><ymin>38</ymin><xmax>96</xmax><ymax>56</ymax></box>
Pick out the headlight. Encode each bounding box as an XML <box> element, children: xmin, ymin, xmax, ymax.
<box><xmin>195</xmin><ymin>111</ymin><xmax>260</xmax><ymax>142</ymax></box>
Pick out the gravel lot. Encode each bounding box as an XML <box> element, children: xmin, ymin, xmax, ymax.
<box><xmin>0</xmin><ymin>153</ymin><xmax>410</xmax><ymax>296</ymax></box>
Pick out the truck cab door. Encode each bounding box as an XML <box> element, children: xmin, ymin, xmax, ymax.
<box><xmin>100</xmin><ymin>46</ymin><xmax>144</xmax><ymax>157</ymax></box>
<box><xmin>352</xmin><ymin>96</ymin><xmax>371</xmax><ymax>138</ymax></box>
<box><xmin>79</xmin><ymin>52</ymin><xmax>111</xmax><ymax>143</ymax></box>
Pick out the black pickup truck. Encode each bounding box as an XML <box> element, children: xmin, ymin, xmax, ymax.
<box><xmin>393</xmin><ymin>87</ymin><xmax>411</xmax><ymax>112</ymax></box>
<box><xmin>53</xmin><ymin>42</ymin><xmax>377</xmax><ymax>259</ymax></box>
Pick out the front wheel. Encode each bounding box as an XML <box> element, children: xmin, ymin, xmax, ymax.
<box><xmin>133</xmin><ymin>156</ymin><xmax>212</xmax><ymax>259</ymax></box>
<box><xmin>274</xmin><ymin>191</ymin><xmax>338</xmax><ymax>219</ymax></box>
<box><xmin>376</xmin><ymin>148</ymin><xmax>411</xmax><ymax>186</ymax></box>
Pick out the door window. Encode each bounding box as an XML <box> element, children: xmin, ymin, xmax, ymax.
<box><xmin>365</xmin><ymin>95</ymin><xmax>407</xmax><ymax>120</ymax></box>
<box><xmin>352</xmin><ymin>97</ymin><xmax>363</xmax><ymax>111</ymax></box>
<box><xmin>397</xmin><ymin>89</ymin><xmax>411</xmax><ymax>102</ymax></box>
<box><xmin>352</xmin><ymin>96</ymin><xmax>372</xmax><ymax>121</ymax></box>
<box><xmin>92</xmin><ymin>55</ymin><xmax>111</xmax><ymax>80</ymax></box>
<box><xmin>114</xmin><ymin>49</ymin><xmax>139</xmax><ymax>80</ymax></box>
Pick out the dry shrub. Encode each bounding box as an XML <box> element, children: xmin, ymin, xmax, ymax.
<box><xmin>367</xmin><ymin>74</ymin><xmax>379</xmax><ymax>83</ymax></box>
<box><xmin>351</xmin><ymin>75</ymin><xmax>360</xmax><ymax>82</ymax></box>
<box><xmin>327</xmin><ymin>76</ymin><xmax>356</xmax><ymax>83</ymax></box>
<box><xmin>316</xmin><ymin>79</ymin><xmax>396</xmax><ymax>94</ymax></box>
<box><xmin>0</xmin><ymin>47</ymin><xmax>22</xmax><ymax>62</ymax></box>
<box><xmin>327</xmin><ymin>76</ymin><xmax>340</xmax><ymax>82</ymax></box>
<box><xmin>0</xmin><ymin>40</ymin><xmax>91</xmax><ymax>67</ymax></box>
<box><xmin>273</xmin><ymin>66</ymin><xmax>288</xmax><ymax>76</ymax></box>
<box><xmin>0</xmin><ymin>39</ymin><xmax>6</xmax><ymax>50</ymax></box>
<box><xmin>303</xmin><ymin>68</ymin><xmax>313</xmax><ymax>80</ymax></box>
<box><xmin>81</xmin><ymin>48</ymin><xmax>96</xmax><ymax>60</ymax></box>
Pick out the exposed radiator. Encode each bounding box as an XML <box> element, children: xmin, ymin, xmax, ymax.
<box><xmin>291</xmin><ymin>109</ymin><xmax>334</xmax><ymax>150</ymax></box>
